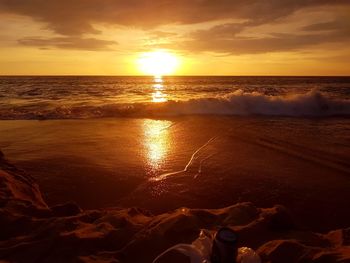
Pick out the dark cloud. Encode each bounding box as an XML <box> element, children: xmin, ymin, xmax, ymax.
<box><xmin>1</xmin><ymin>0</ymin><xmax>349</xmax><ymax>53</ymax></box>
<box><xmin>18</xmin><ymin>37</ymin><xmax>117</xmax><ymax>51</ymax></box>
<box><xmin>191</xmin><ymin>22</ymin><xmax>250</xmax><ymax>39</ymax></box>
<box><xmin>0</xmin><ymin>0</ymin><xmax>348</xmax><ymax>36</ymax></box>
<box><xmin>301</xmin><ymin>16</ymin><xmax>350</xmax><ymax>32</ymax></box>
<box><xmin>199</xmin><ymin>34</ymin><xmax>343</xmax><ymax>54</ymax></box>
<box><xmin>156</xmin><ymin>27</ymin><xmax>350</xmax><ymax>55</ymax></box>
<box><xmin>156</xmin><ymin>11</ymin><xmax>350</xmax><ymax>55</ymax></box>
<box><xmin>302</xmin><ymin>21</ymin><xmax>344</xmax><ymax>31</ymax></box>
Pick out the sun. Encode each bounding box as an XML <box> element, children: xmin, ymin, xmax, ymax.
<box><xmin>137</xmin><ymin>50</ymin><xmax>179</xmax><ymax>76</ymax></box>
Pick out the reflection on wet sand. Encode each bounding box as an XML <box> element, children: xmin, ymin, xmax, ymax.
<box><xmin>143</xmin><ymin>119</ymin><xmax>172</xmax><ymax>177</ymax></box>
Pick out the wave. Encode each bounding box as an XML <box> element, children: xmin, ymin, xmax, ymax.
<box><xmin>1</xmin><ymin>89</ymin><xmax>349</xmax><ymax>119</ymax></box>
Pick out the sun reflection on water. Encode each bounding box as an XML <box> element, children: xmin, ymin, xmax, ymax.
<box><xmin>152</xmin><ymin>76</ymin><xmax>168</xmax><ymax>103</ymax></box>
<box><xmin>143</xmin><ymin>119</ymin><xmax>172</xmax><ymax>176</ymax></box>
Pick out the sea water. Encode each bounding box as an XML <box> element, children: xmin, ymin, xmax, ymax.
<box><xmin>0</xmin><ymin>76</ymin><xmax>349</xmax><ymax>119</ymax></box>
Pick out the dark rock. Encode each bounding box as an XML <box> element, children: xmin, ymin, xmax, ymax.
<box><xmin>51</xmin><ymin>202</ymin><xmax>82</xmax><ymax>217</ymax></box>
<box><xmin>266</xmin><ymin>205</ymin><xmax>295</xmax><ymax>231</ymax></box>
<box><xmin>326</xmin><ymin>228</ymin><xmax>350</xmax><ymax>247</ymax></box>
<box><xmin>258</xmin><ymin>239</ymin><xmax>317</xmax><ymax>263</ymax></box>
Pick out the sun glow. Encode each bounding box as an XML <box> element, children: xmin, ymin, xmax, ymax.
<box><xmin>137</xmin><ymin>50</ymin><xmax>179</xmax><ymax>76</ymax></box>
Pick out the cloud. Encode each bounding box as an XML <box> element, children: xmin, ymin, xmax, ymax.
<box><xmin>18</xmin><ymin>36</ymin><xmax>117</xmax><ymax>51</ymax></box>
<box><xmin>152</xmin><ymin>7</ymin><xmax>350</xmax><ymax>55</ymax></box>
<box><xmin>301</xmin><ymin>16</ymin><xmax>350</xmax><ymax>32</ymax></box>
<box><xmin>0</xmin><ymin>0</ymin><xmax>349</xmax><ymax>36</ymax></box>
<box><xmin>1</xmin><ymin>0</ymin><xmax>349</xmax><ymax>53</ymax></box>
<box><xmin>149</xmin><ymin>31</ymin><xmax>178</xmax><ymax>38</ymax></box>
<box><xmin>163</xmin><ymin>29</ymin><xmax>350</xmax><ymax>55</ymax></box>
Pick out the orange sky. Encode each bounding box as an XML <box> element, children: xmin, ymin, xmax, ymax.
<box><xmin>0</xmin><ymin>1</ymin><xmax>349</xmax><ymax>75</ymax></box>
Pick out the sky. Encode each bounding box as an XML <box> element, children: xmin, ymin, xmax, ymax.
<box><xmin>0</xmin><ymin>0</ymin><xmax>350</xmax><ymax>75</ymax></box>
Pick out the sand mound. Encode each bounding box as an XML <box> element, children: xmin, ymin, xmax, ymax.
<box><xmin>1</xmin><ymin>150</ymin><xmax>349</xmax><ymax>263</ymax></box>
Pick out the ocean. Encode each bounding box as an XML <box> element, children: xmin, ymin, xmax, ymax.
<box><xmin>0</xmin><ymin>76</ymin><xmax>349</xmax><ymax>231</ymax></box>
<box><xmin>0</xmin><ymin>76</ymin><xmax>349</xmax><ymax>119</ymax></box>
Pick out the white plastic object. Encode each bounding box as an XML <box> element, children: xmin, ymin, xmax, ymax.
<box><xmin>152</xmin><ymin>229</ymin><xmax>212</xmax><ymax>263</ymax></box>
<box><xmin>152</xmin><ymin>229</ymin><xmax>261</xmax><ymax>263</ymax></box>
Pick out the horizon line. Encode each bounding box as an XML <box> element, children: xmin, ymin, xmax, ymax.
<box><xmin>1</xmin><ymin>74</ymin><xmax>350</xmax><ymax>77</ymax></box>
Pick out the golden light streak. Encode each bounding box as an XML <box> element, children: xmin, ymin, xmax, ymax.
<box><xmin>143</xmin><ymin>119</ymin><xmax>172</xmax><ymax>176</ymax></box>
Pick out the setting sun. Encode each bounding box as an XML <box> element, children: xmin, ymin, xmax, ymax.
<box><xmin>137</xmin><ymin>50</ymin><xmax>179</xmax><ymax>76</ymax></box>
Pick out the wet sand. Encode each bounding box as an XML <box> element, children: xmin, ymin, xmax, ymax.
<box><xmin>0</xmin><ymin>116</ymin><xmax>349</xmax><ymax>232</ymax></box>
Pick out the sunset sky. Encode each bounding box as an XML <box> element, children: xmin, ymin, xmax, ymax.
<box><xmin>0</xmin><ymin>0</ymin><xmax>349</xmax><ymax>75</ymax></box>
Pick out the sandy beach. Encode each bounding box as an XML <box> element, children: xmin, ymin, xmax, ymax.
<box><xmin>1</xmin><ymin>146</ymin><xmax>350</xmax><ymax>262</ymax></box>
<box><xmin>0</xmin><ymin>116</ymin><xmax>349</xmax><ymax>234</ymax></box>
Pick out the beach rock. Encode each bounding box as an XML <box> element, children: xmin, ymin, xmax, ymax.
<box><xmin>258</xmin><ymin>239</ymin><xmax>319</xmax><ymax>262</ymax></box>
<box><xmin>326</xmin><ymin>228</ymin><xmax>350</xmax><ymax>247</ymax></box>
<box><xmin>0</xmin><ymin>157</ymin><xmax>48</xmax><ymax>215</ymax></box>
<box><xmin>51</xmin><ymin>202</ymin><xmax>82</xmax><ymax>217</ymax></box>
<box><xmin>1</xmin><ymin>149</ymin><xmax>350</xmax><ymax>263</ymax></box>
<box><xmin>265</xmin><ymin>205</ymin><xmax>294</xmax><ymax>231</ymax></box>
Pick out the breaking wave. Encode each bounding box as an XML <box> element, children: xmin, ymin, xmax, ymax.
<box><xmin>1</xmin><ymin>89</ymin><xmax>349</xmax><ymax>120</ymax></box>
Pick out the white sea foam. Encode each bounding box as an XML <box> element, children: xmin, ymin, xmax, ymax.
<box><xmin>153</xmin><ymin>89</ymin><xmax>350</xmax><ymax>117</ymax></box>
<box><xmin>1</xmin><ymin>89</ymin><xmax>349</xmax><ymax>119</ymax></box>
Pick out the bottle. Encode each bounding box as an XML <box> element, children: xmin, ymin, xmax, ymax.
<box><xmin>210</xmin><ymin>227</ymin><xmax>238</xmax><ymax>263</ymax></box>
<box><xmin>152</xmin><ymin>228</ymin><xmax>261</xmax><ymax>263</ymax></box>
